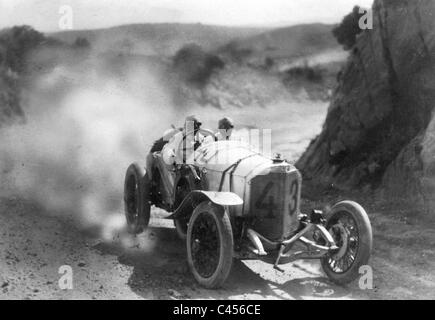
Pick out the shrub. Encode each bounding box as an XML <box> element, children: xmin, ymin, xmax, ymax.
<box><xmin>332</xmin><ymin>6</ymin><xmax>364</xmax><ymax>50</ymax></box>
<box><xmin>285</xmin><ymin>64</ymin><xmax>323</xmax><ymax>83</ymax></box>
<box><xmin>73</xmin><ymin>37</ymin><xmax>90</xmax><ymax>48</ymax></box>
<box><xmin>220</xmin><ymin>41</ymin><xmax>253</xmax><ymax>64</ymax></box>
<box><xmin>173</xmin><ymin>44</ymin><xmax>225</xmax><ymax>88</ymax></box>
<box><xmin>0</xmin><ymin>25</ymin><xmax>46</xmax><ymax>73</ymax></box>
<box><xmin>264</xmin><ymin>57</ymin><xmax>274</xmax><ymax>70</ymax></box>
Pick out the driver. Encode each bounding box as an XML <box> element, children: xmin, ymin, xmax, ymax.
<box><xmin>162</xmin><ymin>115</ymin><xmax>203</xmax><ymax>166</ymax></box>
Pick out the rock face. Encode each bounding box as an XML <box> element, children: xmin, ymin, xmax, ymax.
<box><xmin>297</xmin><ymin>0</ymin><xmax>435</xmax><ymax>208</ymax></box>
<box><xmin>0</xmin><ymin>67</ymin><xmax>23</xmax><ymax>125</ymax></box>
<box><xmin>0</xmin><ymin>26</ymin><xmax>48</xmax><ymax>126</ymax></box>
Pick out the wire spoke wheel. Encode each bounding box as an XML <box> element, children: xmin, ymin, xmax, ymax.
<box><xmin>326</xmin><ymin>213</ymin><xmax>359</xmax><ymax>274</ymax></box>
<box><xmin>187</xmin><ymin>201</ymin><xmax>233</xmax><ymax>289</ymax></box>
<box><xmin>321</xmin><ymin>201</ymin><xmax>372</xmax><ymax>285</ymax></box>
<box><xmin>191</xmin><ymin>212</ymin><xmax>220</xmax><ymax>278</ymax></box>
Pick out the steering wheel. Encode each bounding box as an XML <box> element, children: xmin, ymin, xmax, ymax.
<box><xmin>176</xmin><ymin>128</ymin><xmax>215</xmax><ymax>163</ymax></box>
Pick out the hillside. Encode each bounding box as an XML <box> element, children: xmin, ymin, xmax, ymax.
<box><xmin>218</xmin><ymin>23</ymin><xmax>341</xmax><ymax>67</ymax></box>
<box><xmin>297</xmin><ymin>0</ymin><xmax>435</xmax><ymax>212</ymax></box>
<box><xmin>50</xmin><ymin>23</ymin><xmax>344</xmax><ymax>69</ymax></box>
<box><xmin>46</xmin><ymin>22</ymin><xmax>343</xmax><ymax>161</ymax></box>
<box><xmin>1</xmin><ymin>22</ymin><xmax>343</xmax><ymax>162</ymax></box>
<box><xmin>50</xmin><ymin>23</ymin><xmax>268</xmax><ymax>57</ymax></box>
<box><xmin>234</xmin><ymin>23</ymin><xmax>336</xmax><ymax>57</ymax></box>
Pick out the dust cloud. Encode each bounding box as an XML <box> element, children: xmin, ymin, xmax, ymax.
<box><xmin>0</xmin><ymin>49</ymin><xmax>183</xmax><ymax>240</ymax></box>
<box><xmin>0</xmin><ymin>45</ymin><xmax>328</xmax><ymax>244</ymax></box>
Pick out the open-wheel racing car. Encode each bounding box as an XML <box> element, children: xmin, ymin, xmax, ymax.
<box><xmin>124</xmin><ymin>126</ymin><xmax>373</xmax><ymax>288</ymax></box>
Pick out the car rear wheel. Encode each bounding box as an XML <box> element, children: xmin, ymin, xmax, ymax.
<box><xmin>124</xmin><ymin>163</ymin><xmax>151</xmax><ymax>234</ymax></box>
<box><xmin>187</xmin><ymin>201</ymin><xmax>233</xmax><ymax>289</ymax></box>
<box><xmin>321</xmin><ymin>201</ymin><xmax>373</xmax><ymax>285</ymax></box>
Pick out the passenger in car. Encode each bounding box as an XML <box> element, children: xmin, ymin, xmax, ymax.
<box><xmin>162</xmin><ymin>115</ymin><xmax>203</xmax><ymax>165</ymax></box>
<box><xmin>215</xmin><ymin>117</ymin><xmax>235</xmax><ymax>141</ymax></box>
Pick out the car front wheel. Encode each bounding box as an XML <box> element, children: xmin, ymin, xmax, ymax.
<box><xmin>321</xmin><ymin>201</ymin><xmax>373</xmax><ymax>285</ymax></box>
<box><xmin>186</xmin><ymin>201</ymin><xmax>233</xmax><ymax>289</ymax></box>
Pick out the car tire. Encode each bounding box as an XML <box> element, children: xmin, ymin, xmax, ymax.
<box><xmin>320</xmin><ymin>201</ymin><xmax>373</xmax><ymax>285</ymax></box>
<box><xmin>124</xmin><ymin>163</ymin><xmax>151</xmax><ymax>234</ymax></box>
<box><xmin>187</xmin><ymin>201</ymin><xmax>233</xmax><ymax>289</ymax></box>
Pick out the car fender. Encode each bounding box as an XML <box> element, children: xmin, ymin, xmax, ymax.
<box><xmin>169</xmin><ymin>190</ymin><xmax>243</xmax><ymax>219</ymax></box>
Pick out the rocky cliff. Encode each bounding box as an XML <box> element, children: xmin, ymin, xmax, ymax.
<box><xmin>0</xmin><ymin>26</ymin><xmax>50</xmax><ymax>126</ymax></box>
<box><xmin>0</xmin><ymin>67</ymin><xmax>23</xmax><ymax>124</ymax></box>
<box><xmin>297</xmin><ymin>0</ymin><xmax>435</xmax><ymax>210</ymax></box>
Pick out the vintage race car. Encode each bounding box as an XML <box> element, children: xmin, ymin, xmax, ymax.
<box><xmin>124</xmin><ymin>128</ymin><xmax>373</xmax><ymax>288</ymax></box>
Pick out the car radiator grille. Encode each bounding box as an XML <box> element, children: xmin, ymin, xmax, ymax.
<box><xmin>249</xmin><ymin>169</ymin><xmax>301</xmax><ymax>241</ymax></box>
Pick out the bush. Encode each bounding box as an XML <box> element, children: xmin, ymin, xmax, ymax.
<box><xmin>264</xmin><ymin>57</ymin><xmax>274</xmax><ymax>70</ymax></box>
<box><xmin>73</xmin><ymin>37</ymin><xmax>90</xmax><ymax>48</ymax></box>
<box><xmin>0</xmin><ymin>25</ymin><xmax>46</xmax><ymax>73</ymax></box>
<box><xmin>332</xmin><ymin>6</ymin><xmax>365</xmax><ymax>50</ymax></box>
<box><xmin>173</xmin><ymin>44</ymin><xmax>225</xmax><ymax>88</ymax></box>
<box><xmin>285</xmin><ymin>64</ymin><xmax>323</xmax><ymax>83</ymax></box>
<box><xmin>221</xmin><ymin>41</ymin><xmax>253</xmax><ymax>64</ymax></box>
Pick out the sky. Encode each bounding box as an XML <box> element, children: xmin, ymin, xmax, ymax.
<box><xmin>0</xmin><ymin>0</ymin><xmax>375</xmax><ymax>32</ymax></box>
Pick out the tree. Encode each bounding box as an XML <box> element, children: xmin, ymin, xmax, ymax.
<box><xmin>73</xmin><ymin>37</ymin><xmax>90</xmax><ymax>48</ymax></box>
<box><xmin>221</xmin><ymin>41</ymin><xmax>253</xmax><ymax>64</ymax></box>
<box><xmin>332</xmin><ymin>6</ymin><xmax>364</xmax><ymax>50</ymax></box>
<box><xmin>264</xmin><ymin>57</ymin><xmax>274</xmax><ymax>70</ymax></box>
<box><xmin>173</xmin><ymin>44</ymin><xmax>225</xmax><ymax>88</ymax></box>
<box><xmin>0</xmin><ymin>25</ymin><xmax>46</xmax><ymax>73</ymax></box>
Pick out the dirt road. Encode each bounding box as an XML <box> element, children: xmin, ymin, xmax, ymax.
<box><xmin>1</xmin><ymin>196</ymin><xmax>434</xmax><ymax>300</ymax></box>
